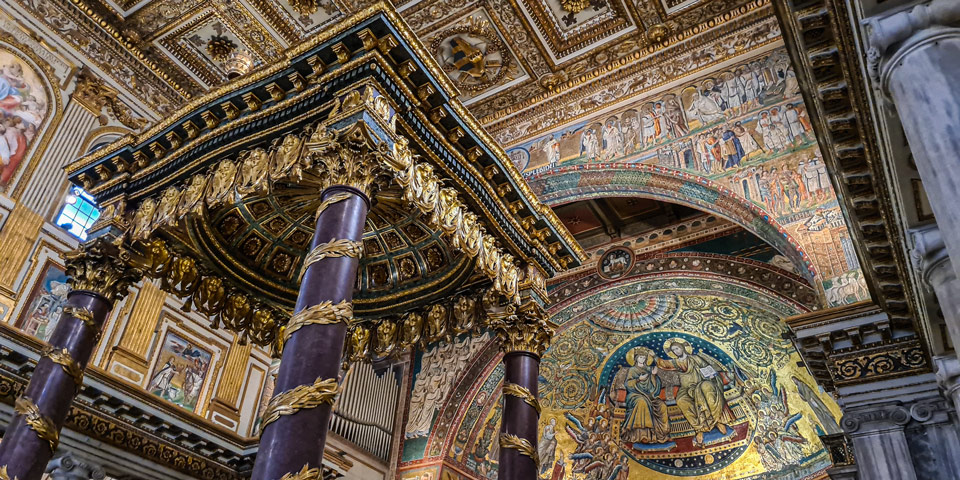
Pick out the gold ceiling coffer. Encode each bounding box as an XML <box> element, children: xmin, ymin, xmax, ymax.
<box><xmin>62</xmin><ymin>5</ymin><xmax>583</xmax><ymax>479</ymax></box>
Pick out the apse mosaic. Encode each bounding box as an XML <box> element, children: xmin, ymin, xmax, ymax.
<box><xmin>0</xmin><ymin>46</ymin><xmax>49</xmax><ymax>188</ymax></box>
<box><xmin>434</xmin><ymin>275</ymin><xmax>842</xmax><ymax>479</ymax></box>
<box><xmin>508</xmin><ymin>48</ymin><xmax>866</xmax><ymax>305</ymax></box>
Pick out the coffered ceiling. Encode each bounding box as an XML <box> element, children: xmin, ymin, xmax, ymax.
<box><xmin>15</xmin><ymin>0</ymin><xmax>779</xmax><ymax>143</ymax></box>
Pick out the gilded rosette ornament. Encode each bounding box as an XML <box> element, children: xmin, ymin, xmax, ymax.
<box><xmin>65</xmin><ymin>238</ymin><xmax>143</xmax><ymax>304</ymax></box>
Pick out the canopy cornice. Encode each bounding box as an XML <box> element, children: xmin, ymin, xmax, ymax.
<box><xmin>65</xmin><ymin>2</ymin><xmax>583</xmax><ymax>279</ymax></box>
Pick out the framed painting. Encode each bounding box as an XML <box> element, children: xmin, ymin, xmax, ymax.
<box><xmin>14</xmin><ymin>260</ymin><xmax>69</xmax><ymax>343</ymax></box>
<box><xmin>147</xmin><ymin>330</ymin><xmax>213</xmax><ymax>412</ymax></box>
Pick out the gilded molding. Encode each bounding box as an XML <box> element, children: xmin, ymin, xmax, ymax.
<box><xmin>62</xmin><ymin>306</ymin><xmax>95</xmax><ymax>328</ymax></box>
<box><xmin>503</xmin><ymin>382</ymin><xmax>541</xmax><ymax>415</ymax></box>
<box><xmin>65</xmin><ymin>239</ymin><xmax>143</xmax><ymax>304</ymax></box>
<box><xmin>300</xmin><ymin>239</ymin><xmax>364</xmax><ymax>280</ymax></box>
<box><xmin>284</xmin><ymin>300</ymin><xmax>353</xmax><ymax>344</ymax></box>
<box><xmin>499</xmin><ymin>433</ymin><xmax>539</xmax><ymax>469</ymax></box>
<box><xmin>260</xmin><ymin>376</ymin><xmax>338</xmax><ymax>431</ymax></box>
<box><xmin>42</xmin><ymin>346</ymin><xmax>84</xmax><ymax>387</ymax></box>
<box><xmin>14</xmin><ymin>396</ymin><xmax>59</xmax><ymax>452</ymax></box>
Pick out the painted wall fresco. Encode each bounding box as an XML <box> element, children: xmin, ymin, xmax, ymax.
<box><xmin>147</xmin><ymin>331</ymin><xmax>213</xmax><ymax>412</ymax></box>
<box><xmin>441</xmin><ymin>274</ymin><xmax>842</xmax><ymax>479</ymax></box>
<box><xmin>0</xmin><ymin>47</ymin><xmax>49</xmax><ymax>188</ymax></box>
<box><xmin>507</xmin><ymin>48</ymin><xmax>866</xmax><ymax>306</ymax></box>
<box><xmin>14</xmin><ymin>260</ymin><xmax>68</xmax><ymax>343</ymax></box>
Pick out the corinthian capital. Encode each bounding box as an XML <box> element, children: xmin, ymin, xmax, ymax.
<box><xmin>488</xmin><ymin>301</ymin><xmax>554</xmax><ymax>356</ymax></box>
<box><xmin>303</xmin><ymin>121</ymin><xmax>393</xmax><ymax>199</ymax></box>
<box><xmin>863</xmin><ymin>0</ymin><xmax>960</xmax><ymax>84</ymax></box>
<box><xmin>65</xmin><ymin>238</ymin><xmax>143</xmax><ymax>303</ymax></box>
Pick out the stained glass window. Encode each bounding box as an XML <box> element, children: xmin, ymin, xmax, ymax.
<box><xmin>55</xmin><ymin>186</ymin><xmax>100</xmax><ymax>240</ymax></box>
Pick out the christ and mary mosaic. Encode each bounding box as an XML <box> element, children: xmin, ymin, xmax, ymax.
<box><xmin>508</xmin><ymin>48</ymin><xmax>867</xmax><ymax>306</ymax></box>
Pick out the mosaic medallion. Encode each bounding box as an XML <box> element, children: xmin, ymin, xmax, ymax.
<box><xmin>598</xmin><ymin>246</ymin><xmax>635</xmax><ymax>280</ymax></box>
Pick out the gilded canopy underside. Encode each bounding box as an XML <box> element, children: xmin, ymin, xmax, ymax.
<box><xmin>65</xmin><ymin>8</ymin><xmax>582</xmax><ymax>330</ymax></box>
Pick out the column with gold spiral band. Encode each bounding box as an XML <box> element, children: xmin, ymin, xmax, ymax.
<box><xmin>489</xmin><ymin>303</ymin><xmax>553</xmax><ymax>480</ymax></box>
<box><xmin>0</xmin><ymin>239</ymin><xmax>141</xmax><ymax>480</ymax></box>
<box><xmin>251</xmin><ymin>131</ymin><xmax>373</xmax><ymax>480</ymax></box>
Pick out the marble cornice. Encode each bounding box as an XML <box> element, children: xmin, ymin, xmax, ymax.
<box><xmin>770</xmin><ymin>0</ymin><xmax>930</xmax><ymax>387</ymax></box>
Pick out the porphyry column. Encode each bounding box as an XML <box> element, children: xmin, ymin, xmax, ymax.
<box><xmin>489</xmin><ymin>303</ymin><xmax>552</xmax><ymax>480</ymax></box>
<box><xmin>865</xmin><ymin>0</ymin><xmax>960</xmax><ymax>280</ymax></box>
<box><xmin>0</xmin><ymin>239</ymin><xmax>141</xmax><ymax>480</ymax></box>
<box><xmin>252</xmin><ymin>124</ymin><xmax>377</xmax><ymax>480</ymax></box>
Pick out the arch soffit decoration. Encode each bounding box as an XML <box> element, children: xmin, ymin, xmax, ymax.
<box><xmin>527</xmin><ymin>163</ymin><xmax>817</xmax><ymax>281</ymax></box>
<box><xmin>417</xmin><ymin>269</ymin><xmax>810</xmax><ymax>471</ymax></box>
<box><xmin>0</xmin><ymin>33</ymin><xmax>63</xmax><ymax>199</ymax></box>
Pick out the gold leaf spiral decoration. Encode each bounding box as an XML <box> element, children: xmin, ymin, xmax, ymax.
<box><xmin>42</xmin><ymin>346</ymin><xmax>84</xmax><ymax>387</ymax></box>
<box><xmin>500</xmin><ymin>433</ymin><xmax>540</xmax><ymax>469</ymax></box>
<box><xmin>314</xmin><ymin>192</ymin><xmax>354</xmax><ymax>223</ymax></box>
<box><xmin>299</xmin><ymin>239</ymin><xmax>364</xmax><ymax>281</ymax></box>
<box><xmin>14</xmin><ymin>396</ymin><xmax>59</xmax><ymax>452</ymax></box>
<box><xmin>62</xmin><ymin>306</ymin><xmax>95</xmax><ymax>328</ymax></box>
<box><xmin>284</xmin><ymin>300</ymin><xmax>353</xmax><ymax>343</ymax></box>
<box><xmin>503</xmin><ymin>382</ymin><xmax>541</xmax><ymax>415</ymax></box>
<box><xmin>260</xmin><ymin>377</ymin><xmax>338</xmax><ymax>431</ymax></box>
<box><xmin>0</xmin><ymin>465</ymin><xmax>19</xmax><ymax>480</ymax></box>
<box><xmin>279</xmin><ymin>464</ymin><xmax>322</xmax><ymax>480</ymax></box>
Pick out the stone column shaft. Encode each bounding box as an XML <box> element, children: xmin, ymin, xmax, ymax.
<box><xmin>500</xmin><ymin>352</ymin><xmax>541</xmax><ymax>479</ymax></box>
<box><xmin>867</xmin><ymin>0</ymin><xmax>960</xmax><ymax>281</ymax></box>
<box><xmin>0</xmin><ymin>240</ymin><xmax>138</xmax><ymax>480</ymax></box>
<box><xmin>489</xmin><ymin>303</ymin><xmax>552</xmax><ymax>480</ymax></box>
<box><xmin>842</xmin><ymin>404</ymin><xmax>917</xmax><ymax>480</ymax></box>
<box><xmin>252</xmin><ymin>186</ymin><xmax>368</xmax><ymax>480</ymax></box>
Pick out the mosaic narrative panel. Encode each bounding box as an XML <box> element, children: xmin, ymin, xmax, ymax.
<box><xmin>509</xmin><ymin>48</ymin><xmax>866</xmax><ymax>305</ymax></box>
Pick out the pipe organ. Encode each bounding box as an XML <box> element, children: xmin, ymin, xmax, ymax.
<box><xmin>331</xmin><ymin>362</ymin><xmax>401</xmax><ymax>461</ymax></box>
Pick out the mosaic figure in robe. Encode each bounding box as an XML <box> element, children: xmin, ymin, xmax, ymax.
<box><xmin>656</xmin><ymin>338</ymin><xmax>738</xmax><ymax>446</ymax></box>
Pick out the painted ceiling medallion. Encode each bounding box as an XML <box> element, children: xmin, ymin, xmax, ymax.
<box><xmin>598</xmin><ymin>246</ymin><xmax>635</xmax><ymax>280</ymax></box>
<box><xmin>288</xmin><ymin>0</ymin><xmax>321</xmax><ymax>16</ymax></box>
<box><xmin>432</xmin><ymin>16</ymin><xmax>518</xmax><ymax>93</ymax></box>
<box><xmin>206</xmin><ymin>34</ymin><xmax>237</xmax><ymax>62</ymax></box>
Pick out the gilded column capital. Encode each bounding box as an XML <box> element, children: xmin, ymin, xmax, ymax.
<box><xmin>488</xmin><ymin>301</ymin><xmax>553</xmax><ymax>356</ymax></box>
<box><xmin>303</xmin><ymin>121</ymin><xmax>394</xmax><ymax>200</ymax></box>
<box><xmin>863</xmin><ymin>0</ymin><xmax>960</xmax><ymax>86</ymax></box>
<box><xmin>65</xmin><ymin>238</ymin><xmax>143</xmax><ymax>304</ymax></box>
